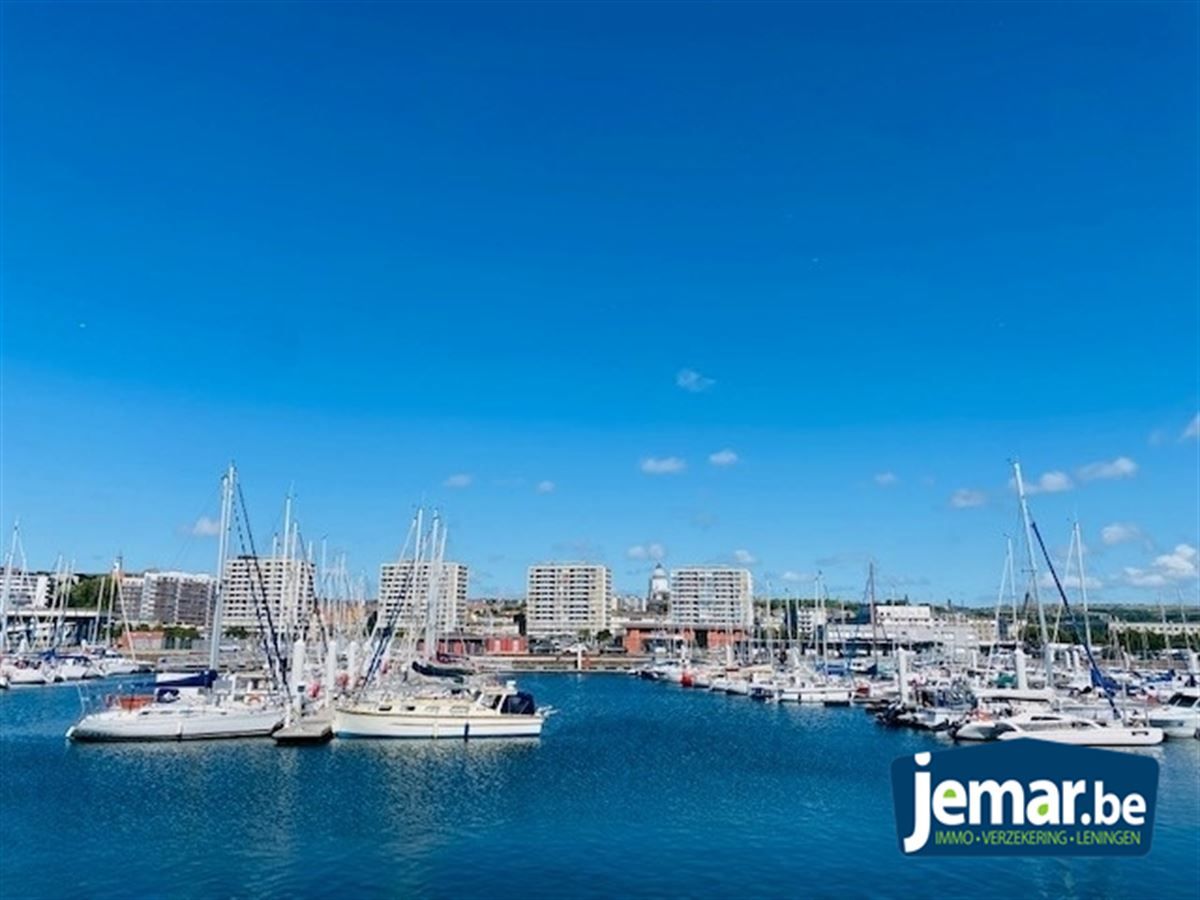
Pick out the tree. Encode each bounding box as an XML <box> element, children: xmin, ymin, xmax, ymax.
<box><xmin>69</xmin><ymin>575</ymin><xmax>118</xmax><ymax>609</ymax></box>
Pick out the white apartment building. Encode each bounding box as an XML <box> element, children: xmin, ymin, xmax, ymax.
<box><xmin>0</xmin><ymin>568</ymin><xmax>54</xmax><ymax>609</ymax></box>
<box><xmin>872</xmin><ymin>604</ymin><xmax>934</xmax><ymax>627</ymax></box>
<box><xmin>119</xmin><ymin>574</ymin><xmax>145</xmax><ymax>622</ymax></box>
<box><xmin>123</xmin><ymin>571</ymin><xmax>216</xmax><ymax>626</ymax></box>
<box><xmin>221</xmin><ymin>555</ymin><xmax>316</xmax><ymax>633</ymax></box>
<box><xmin>1110</xmin><ymin>620</ymin><xmax>1200</xmax><ymax>639</ymax></box>
<box><xmin>793</xmin><ymin>604</ymin><xmax>828</xmax><ymax>638</ymax></box>
<box><xmin>378</xmin><ymin>560</ymin><xmax>468</xmax><ymax>633</ymax></box>
<box><xmin>669</xmin><ymin>567</ymin><xmax>753</xmax><ymax>629</ymax></box>
<box><xmin>526</xmin><ymin>564</ymin><xmax>611</xmax><ymax>637</ymax></box>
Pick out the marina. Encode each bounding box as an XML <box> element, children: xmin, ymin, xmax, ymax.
<box><xmin>1</xmin><ymin>673</ymin><xmax>1198</xmax><ymax>899</ymax></box>
<box><xmin>3</xmin><ymin>3</ymin><xmax>1196</xmax><ymax>898</ymax></box>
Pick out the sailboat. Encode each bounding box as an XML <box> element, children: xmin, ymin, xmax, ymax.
<box><xmin>952</xmin><ymin>464</ymin><xmax>1165</xmax><ymax>747</ymax></box>
<box><xmin>67</xmin><ymin>464</ymin><xmax>284</xmax><ymax>742</ymax></box>
<box><xmin>333</xmin><ymin>509</ymin><xmax>547</xmax><ymax>740</ymax></box>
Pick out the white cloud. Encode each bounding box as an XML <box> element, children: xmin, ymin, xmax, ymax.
<box><xmin>781</xmin><ymin>570</ymin><xmax>806</xmax><ymax>582</ymax></box>
<box><xmin>535</xmin><ymin>480</ymin><xmax>556</xmax><ymax>494</ymax></box>
<box><xmin>1183</xmin><ymin>413</ymin><xmax>1200</xmax><ymax>441</ymax></box>
<box><xmin>708</xmin><ymin>449</ymin><xmax>739</xmax><ymax>467</ymax></box>
<box><xmin>1024</xmin><ymin>471</ymin><xmax>1074</xmax><ymax>494</ymax></box>
<box><xmin>874</xmin><ymin>471</ymin><xmax>898</xmax><ymax>487</ymax></box>
<box><xmin>1155</xmin><ymin>544</ymin><xmax>1198</xmax><ymax>578</ymax></box>
<box><xmin>627</xmin><ymin>543</ymin><xmax>666</xmax><ymax>561</ymax></box>
<box><xmin>1100</xmin><ymin>522</ymin><xmax>1140</xmax><ymax>546</ymax></box>
<box><xmin>1122</xmin><ymin>568</ymin><xmax>1168</xmax><ymax>588</ymax></box>
<box><xmin>641</xmin><ymin>456</ymin><xmax>686</xmax><ymax>475</ymax></box>
<box><xmin>443</xmin><ymin>473</ymin><xmax>472</xmax><ymax>488</ymax></box>
<box><xmin>950</xmin><ymin>488</ymin><xmax>986</xmax><ymax>509</ymax></box>
<box><xmin>1076</xmin><ymin>456</ymin><xmax>1138</xmax><ymax>482</ymax></box>
<box><xmin>733</xmin><ymin>549</ymin><xmax>757</xmax><ymax>565</ymax></box>
<box><xmin>675</xmin><ymin>368</ymin><xmax>715</xmax><ymax>393</ymax></box>
<box><xmin>1122</xmin><ymin>544</ymin><xmax>1199</xmax><ymax>588</ymax></box>
<box><xmin>1039</xmin><ymin>572</ymin><xmax>1103</xmax><ymax>591</ymax></box>
<box><xmin>191</xmin><ymin>516</ymin><xmax>222</xmax><ymax>537</ymax></box>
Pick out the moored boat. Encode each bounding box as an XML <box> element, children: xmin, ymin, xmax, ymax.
<box><xmin>993</xmin><ymin>711</ymin><xmax>1163</xmax><ymax>746</ymax></box>
<box><xmin>334</xmin><ymin>680</ymin><xmax>546</xmax><ymax>739</ymax></box>
<box><xmin>1147</xmin><ymin>688</ymin><xmax>1200</xmax><ymax>739</ymax></box>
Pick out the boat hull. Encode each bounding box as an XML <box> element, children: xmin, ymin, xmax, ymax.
<box><xmin>997</xmin><ymin>728</ymin><xmax>1163</xmax><ymax>747</ymax></box>
<box><xmin>333</xmin><ymin>707</ymin><xmax>544</xmax><ymax>739</ymax></box>
<box><xmin>67</xmin><ymin>704</ymin><xmax>282</xmax><ymax>742</ymax></box>
<box><xmin>1147</xmin><ymin>716</ymin><xmax>1200</xmax><ymax>739</ymax></box>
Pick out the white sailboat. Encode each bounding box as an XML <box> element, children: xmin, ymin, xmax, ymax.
<box><xmin>68</xmin><ymin>464</ymin><xmax>284</xmax><ymax>743</ymax></box>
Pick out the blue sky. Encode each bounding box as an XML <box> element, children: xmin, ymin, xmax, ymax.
<box><xmin>2</xmin><ymin>2</ymin><xmax>1197</xmax><ymax>603</ymax></box>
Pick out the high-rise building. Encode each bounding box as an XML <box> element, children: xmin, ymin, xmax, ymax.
<box><xmin>669</xmin><ymin>567</ymin><xmax>753</xmax><ymax>628</ymax></box>
<box><xmin>0</xmin><ymin>568</ymin><xmax>53</xmax><ymax>609</ymax></box>
<box><xmin>378</xmin><ymin>560</ymin><xmax>468</xmax><ymax>633</ymax></box>
<box><xmin>119</xmin><ymin>574</ymin><xmax>145</xmax><ymax>622</ymax></box>
<box><xmin>128</xmin><ymin>571</ymin><xmax>217</xmax><ymax>626</ymax></box>
<box><xmin>526</xmin><ymin>564</ymin><xmax>611</xmax><ymax>637</ymax></box>
<box><xmin>221</xmin><ymin>555</ymin><xmax>316</xmax><ymax>633</ymax></box>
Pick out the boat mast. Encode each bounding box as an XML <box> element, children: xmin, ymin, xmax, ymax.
<box><xmin>1158</xmin><ymin>594</ymin><xmax>1171</xmax><ymax>655</ymax></box>
<box><xmin>423</xmin><ymin>512</ymin><xmax>444</xmax><ymax>660</ymax></box>
<box><xmin>1074</xmin><ymin>521</ymin><xmax>1094</xmax><ymax>650</ymax></box>
<box><xmin>0</xmin><ymin>520</ymin><xmax>19</xmax><ymax>653</ymax></box>
<box><xmin>1012</xmin><ymin>461</ymin><xmax>1053</xmax><ymax>687</ymax></box>
<box><xmin>868</xmin><ymin>561</ymin><xmax>879</xmax><ymax>670</ymax></box>
<box><xmin>208</xmin><ymin>462</ymin><xmax>236</xmax><ymax>672</ymax></box>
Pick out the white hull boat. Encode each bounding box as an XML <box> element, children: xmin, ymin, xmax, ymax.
<box><xmin>994</xmin><ymin>711</ymin><xmax>1163</xmax><ymax>746</ymax></box>
<box><xmin>790</xmin><ymin>684</ymin><xmax>853</xmax><ymax>705</ymax></box>
<box><xmin>54</xmin><ymin>657</ymin><xmax>103</xmax><ymax>681</ymax></box>
<box><xmin>1147</xmin><ymin>689</ymin><xmax>1200</xmax><ymax>740</ymax></box>
<box><xmin>1</xmin><ymin>661</ymin><xmax>53</xmax><ymax>685</ymax></box>
<box><xmin>334</xmin><ymin>683</ymin><xmax>546</xmax><ymax>739</ymax></box>
<box><xmin>67</xmin><ymin>698</ymin><xmax>282</xmax><ymax>742</ymax></box>
<box><xmin>96</xmin><ymin>655</ymin><xmax>150</xmax><ymax>676</ymax></box>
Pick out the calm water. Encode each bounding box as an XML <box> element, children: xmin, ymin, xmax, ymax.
<box><xmin>1</xmin><ymin>675</ymin><xmax>1197</xmax><ymax>899</ymax></box>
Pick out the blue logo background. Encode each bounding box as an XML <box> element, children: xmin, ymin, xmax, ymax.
<box><xmin>891</xmin><ymin>741</ymin><xmax>1158</xmax><ymax>856</ymax></box>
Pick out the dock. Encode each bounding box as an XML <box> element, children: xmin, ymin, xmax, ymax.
<box><xmin>273</xmin><ymin>713</ymin><xmax>333</xmax><ymax>745</ymax></box>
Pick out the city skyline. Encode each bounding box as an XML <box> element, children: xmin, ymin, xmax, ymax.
<box><xmin>2</xmin><ymin>2</ymin><xmax>1196</xmax><ymax>605</ymax></box>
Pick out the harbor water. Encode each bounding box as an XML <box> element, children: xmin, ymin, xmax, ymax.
<box><xmin>1</xmin><ymin>674</ymin><xmax>1198</xmax><ymax>899</ymax></box>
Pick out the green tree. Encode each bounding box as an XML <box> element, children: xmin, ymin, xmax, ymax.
<box><xmin>69</xmin><ymin>575</ymin><xmax>119</xmax><ymax>609</ymax></box>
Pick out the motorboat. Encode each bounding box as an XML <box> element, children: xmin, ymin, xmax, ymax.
<box><xmin>994</xmin><ymin>711</ymin><xmax>1163</xmax><ymax>746</ymax></box>
<box><xmin>334</xmin><ymin>680</ymin><xmax>547</xmax><ymax>739</ymax></box>
<box><xmin>1147</xmin><ymin>688</ymin><xmax>1200</xmax><ymax>740</ymax></box>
